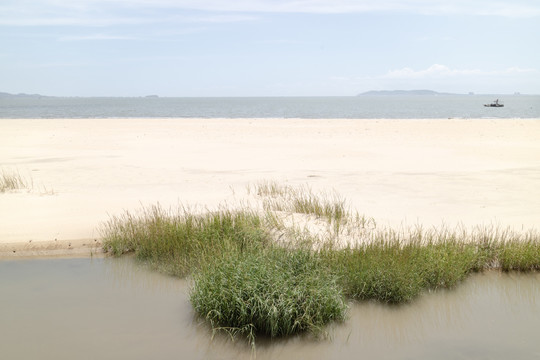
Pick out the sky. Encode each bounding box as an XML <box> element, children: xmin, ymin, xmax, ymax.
<box><xmin>1</xmin><ymin>0</ymin><xmax>539</xmax><ymax>96</ymax></box>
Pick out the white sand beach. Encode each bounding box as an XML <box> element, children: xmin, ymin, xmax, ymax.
<box><xmin>1</xmin><ymin>118</ymin><xmax>539</xmax><ymax>257</ymax></box>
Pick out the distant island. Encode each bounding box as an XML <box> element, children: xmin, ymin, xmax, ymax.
<box><xmin>0</xmin><ymin>92</ymin><xmax>163</xmax><ymax>98</ymax></box>
<box><xmin>0</xmin><ymin>92</ymin><xmax>46</xmax><ymax>98</ymax></box>
<box><xmin>358</xmin><ymin>90</ymin><xmax>457</xmax><ymax>96</ymax></box>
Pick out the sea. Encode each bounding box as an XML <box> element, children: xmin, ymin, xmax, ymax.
<box><xmin>1</xmin><ymin>95</ymin><xmax>539</xmax><ymax>119</ymax></box>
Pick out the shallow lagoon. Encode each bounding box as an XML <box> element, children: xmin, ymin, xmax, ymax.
<box><xmin>1</xmin><ymin>257</ymin><xmax>539</xmax><ymax>359</ymax></box>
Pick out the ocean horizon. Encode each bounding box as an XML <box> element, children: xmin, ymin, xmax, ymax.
<box><xmin>1</xmin><ymin>94</ymin><xmax>539</xmax><ymax>119</ymax></box>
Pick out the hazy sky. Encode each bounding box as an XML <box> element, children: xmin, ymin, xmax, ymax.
<box><xmin>1</xmin><ymin>0</ymin><xmax>539</xmax><ymax>96</ymax></box>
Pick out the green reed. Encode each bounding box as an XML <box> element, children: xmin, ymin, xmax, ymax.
<box><xmin>190</xmin><ymin>247</ymin><xmax>347</xmax><ymax>348</ymax></box>
<box><xmin>101</xmin><ymin>205</ymin><xmax>270</xmax><ymax>276</ymax></box>
<box><xmin>100</xmin><ymin>182</ymin><xmax>540</xmax><ymax>343</ymax></box>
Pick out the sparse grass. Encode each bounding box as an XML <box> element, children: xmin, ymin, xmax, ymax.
<box><xmin>291</xmin><ymin>190</ymin><xmax>348</xmax><ymax>225</ymax></box>
<box><xmin>250</xmin><ymin>181</ymin><xmax>368</xmax><ymax>237</ymax></box>
<box><xmin>255</xmin><ymin>183</ymin><xmax>350</xmax><ymax>224</ymax></box>
<box><xmin>0</xmin><ymin>169</ymin><xmax>29</xmax><ymax>192</ymax></box>
<box><xmin>100</xmin><ymin>182</ymin><xmax>540</xmax><ymax>344</ymax></box>
<box><xmin>247</xmin><ymin>180</ymin><xmax>292</xmax><ymax>198</ymax></box>
<box><xmin>0</xmin><ymin>168</ymin><xmax>54</xmax><ymax>195</ymax></box>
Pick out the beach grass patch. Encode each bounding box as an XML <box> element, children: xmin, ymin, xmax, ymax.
<box><xmin>100</xmin><ymin>183</ymin><xmax>540</xmax><ymax>345</ymax></box>
<box><xmin>101</xmin><ymin>205</ymin><xmax>270</xmax><ymax>276</ymax></box>
<box><xmin>190</xmin><ymin>247</ymin><xmax>347</xmax><ymax>345</ymax></box>
<box><xmin>320</xmin><ymin>227</ymin><xmax>516</xmax><ymax>304</ymax></box>
<box><xmin>497</xmin><ymin>236</ymin><xmax>540</xmax><ymax>272</ymax></box>
<box><xmin>323</xmin><ymin>243</ymin><xmax>478</xmax><ymax>304</ymax></box>
<box><xmin>0</xmin><ymin>169</ymin><xmax>29</xmax><ymax>193</ymax></box>
<box><xmin>325</xmin><ymin>246</ymin><xmax>423</xmax><ymax>303</ymax></box>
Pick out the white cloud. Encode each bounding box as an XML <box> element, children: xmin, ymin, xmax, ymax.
<box><xmin>0</xmin><ymin>1</ymin><xmax>257</xmax><ymax>27</ymax></box>
<box><xmin>0</xmin><ymin>15</ymin><xmax>256</xmax><ymax>27</ymax></box>
<box><xmin>181</xmin><ymin>14</ymin><xmax>257</xmax><ymax>23</ymax></box>
<box><xmin>0</xmin><ymin>0</ymin><xmax>538</xmax><ymax>28</ymax></box>
<box><xmin>504</xmin><ymin>67</ymin><xmax>540</xmax><ymax>74</ymax></box>
<box><xmin>58</xmin><ymin>33</ymin><xmax>138</xmax><ymax>41</ymax></box>
<box><xmin>104</xmin><ymin>0</ymin><xmax>540</xmax><ymax>17</ymax></box>
<box><xmin>383</xmin><ymin>64</ymin><xmax>540</xmax><ymax>79</ymax></box>
<box><xmin>0</xmin><ymin>16</ymin><xmax>152</xmax><ymax>27</ymax></box>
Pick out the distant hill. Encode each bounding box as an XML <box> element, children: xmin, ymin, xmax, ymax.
<box><xmin>0</xmin><ymin>92</ymin><xmax>46</xmax><ymax>98</ymax></box>
<box><xmin>358</xmin><ymin>90</ymin><xmax>457</xmax><ymax>96</ymax></box>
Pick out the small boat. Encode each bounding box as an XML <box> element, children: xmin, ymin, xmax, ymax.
<box><xmin>484</xmin><ymin>99</ymin><xmax>504</xmax><ymax>107</ymax></box>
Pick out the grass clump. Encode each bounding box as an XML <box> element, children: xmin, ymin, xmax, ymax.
<box><xmin>322</xmin><ymin>241</ymin><xmax>476</xmax><ymax>304</ymax></box>
<box><xmin>250</xmin><ymin>181</ymin><xmax>347</xmax><ymax>221</ymax></box>
<box><xmin>320</xmin><ymin>227</ymin><xmax>517</xmax><ymax>304</ymax></box>
<box><xmin>250</xmin><ymin>181</ymin><xmax>355</xmax><ymax>235</ymax></box>
<box><xmin>496</xmin><ymin>235</ymin><xmax>540</xmax><ymax>272</ymax></box>
<box><xmin>324</xmin><ymin>245</ymin><xmax>423</xmax><ymax>303</ymax></box>
<box><xmin>0</xmin><ymin>169</ymin><xmax>29</xmax><ymax>193</ymax></box>
<box><xmin>291</xmin><ymin>190</ymin><xmax>348</xmax><ymax>225</ymax></box>
<box><xmin>100</xmin><ymin>182</ymin><xmax>540</xmax><ymax>345</ymax></box>
<box><xmin>190</xmin><ymin>247</ymin><xmax>347</xmax><ymax>346</ymax></box>
<box><xmin>247</xmin><ymin>180</ymin><xmax>292</xmax><ymax>198</ymax></box>
<box><xmin>101</xmin><ymin>205</ymin><xmax>269</xmax><ymax>276</ymax></box>
<box><xmin>0</xmin><ymin>169</ymin><xmax>54</xmax><ymax>195</ymax></box>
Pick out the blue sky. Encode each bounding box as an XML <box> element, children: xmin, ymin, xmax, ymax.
<box><xmin>1</xmin><ymin>0</ymin><xmax>539</xmax><ymax>96</ymax></box>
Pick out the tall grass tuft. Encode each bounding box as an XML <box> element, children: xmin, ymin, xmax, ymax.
<box><xmin>247</xmin><ymin>180</ymin><xmax>292</xmax><ymax>198</ymax></box>
<box><xmin>250</xmin><ymin>181</ymin><xmax>355</xmax><ymax>235</ymax></box>
<box><xmin>100</xmin><ymin>182</ymin><xmax>540</xmax><ymax>344</ymax></box>
<box><xmin>0</xmin><ymin>169</ymin><xmax>29</xmax><ymax>193</ymax></box>
<box><xmin>496</xmin><ymin>234</ymin><xmax>540</xmax><ymax>271</ymax></box>
<box><xmin>290</xmin><ymin>189</ymin><xmax>348</xmax><ymax>225</ymax></box>
<box><xmin>323</xmin><ymin>244</ymin><xmax>424</xmax><ymax>303</ymax></box>
<box><xmin>320</xmin><ymin>226</ymin><xmax>539</xmax><ymax>303</ymax></box>
<box><xmin>101</xmin><ymin>205</ymin><xmax>270</xmax><ymax>276</ymax></box>
<box><xmin>190</xmin><ymin>247</ymin><xmax>347</xmax><ymax>346</ymax></box>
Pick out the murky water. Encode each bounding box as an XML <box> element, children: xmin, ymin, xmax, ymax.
<box><xmin>1</xmin><ymin>257</ymin><xmax>539</xmax><ymax>360</ymax></box>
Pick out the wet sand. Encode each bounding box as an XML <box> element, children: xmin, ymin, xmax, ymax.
<box><xmin>1</xmin><ymin>118</ymin><xmax>539</xmax><ymax>257</ymax></box>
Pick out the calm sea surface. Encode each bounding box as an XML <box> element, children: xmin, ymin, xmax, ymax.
<box><xmin>1</xmin><ymin>95</ymin><xmax>539</xmax><ymax>119</ymax></box>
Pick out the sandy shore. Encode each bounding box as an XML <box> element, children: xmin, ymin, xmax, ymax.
<box><xmin>1</xmin><ymin>118</ymin><xmax>539</xmax><ymax>257</ymax></box>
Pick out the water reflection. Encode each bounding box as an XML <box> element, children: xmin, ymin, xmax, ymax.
<box><xmin>330</xmin><ymin>272</ymin><xmax>540</xmax><ymax>360</ymax></box>
<box><xmin>100</xmin><ymin>255</ymin><xmax>187</xmax><ymax>294</ymax></box>
<box><xmin>0</xmin><ymin>258</ymin><xmax>539</xmax><ymax>360</ymax></box>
